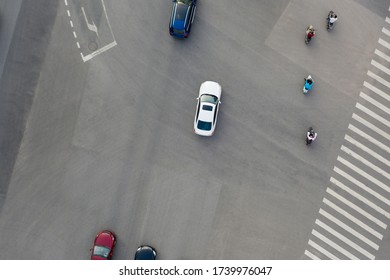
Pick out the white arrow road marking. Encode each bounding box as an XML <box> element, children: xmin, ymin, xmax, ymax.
<box><xmin>81</xmin><ymin>6</ymin><xmax>99</xmax><ymax>37</ymax></box>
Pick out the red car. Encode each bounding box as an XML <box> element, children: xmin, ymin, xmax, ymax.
<box><xmin>91</xmin><ymin>230</ymin><xmax>116</xmax><ymax>260</ymax></box>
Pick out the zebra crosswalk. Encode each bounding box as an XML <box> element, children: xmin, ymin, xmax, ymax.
<box><xmin>304</xmin><ymin>10</ymin><xmax>390</xmax><ymax>260</ymax></box>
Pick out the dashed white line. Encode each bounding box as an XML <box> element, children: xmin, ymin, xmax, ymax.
<box><xmin>356</xmin><ymin>103</ymin><xmax>390</xmax><ymax>128</ymax></box>
<box><xmin>70</xmin><ymin>20</ymin><xmax>73</xmax><ymax>28</ymax></box>
<box><xmin>64</xmin><ymin>0</ymin><xmax>68</xmax><ymax>6</ymax></box>
<box><xmin>348</xmin><ymin>124</ymin><xmax>390</xmax><ymax>153</ymax></box>
<box><xmin>340</xmin><ymin>146</ymin><xmax>390</xmax><ymax>180</ymax></box>
<box><xmin>304</xmin><ymin>249</ymin><xmax>320</xmax><ymax>260</ymax></box>
<box><xmin>67</xmin><ymin>9</ymin><xmax>70</xmax><ymax>17</ymax></box>
<box><xmin>326</xmin><ymin>188</ymin><xmax>387</xmax><ymax>229</ymax></box>
<box><xmin>312</xmin><ymin>229</ymin><xmax>358</xmax><ymax>259</ymax></box>
<box><xmin>319</xmin><ymin>208</ymin><xmax>379</xmax><ymax>250</ymax></box>
<box><xmin>374</xmin><ymin>49</ymin><xmax>390</xmax><ymax>65</ymax></box>
<box><xmin>367</xmin><ymin>70</ymin><xmax>390</xmax><ymax>90</ymax></box>
<box><xmin>73</xmin><ymin>31</ymin><xmax>77</xmax><ymax>39</ymax></box>
<box><xmin>323</xmin><ymin>197</ymin><xmax>383</xmax><ymax>239</ymax></box>
<box><xmin>337</xmin><ymin>156</ymin><xmax>390</xmax><ymax>193</ymax></box>
<box><xmin>76</xmin><ymin>42</ymin><xmax>80</xmax><ymax>49</ymax></box>
<box><xmin>315</xmin><ymin>219</ymin><xmax>375</xmax><ymax>259</ymax></box>
<box><xmin>330</xmin><ymin>177</ymin><xmax>390</xmax><ymax>219</ymax></box>
<box><xmin>308</xmin><ymin>238</ymin><xmax>339</xmax><ymax>260</ymax></box>
<box><xmin>386</xmin><ymin>17</ymin><xmax>390</xmax><ymax>25</ymax></box>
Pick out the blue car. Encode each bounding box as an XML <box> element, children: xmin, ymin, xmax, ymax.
<box><xmin>169</xmin><ymin>0</ymin><xmax>197</xmax><ymax>38</ymax></box>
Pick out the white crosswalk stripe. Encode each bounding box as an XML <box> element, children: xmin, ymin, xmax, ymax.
<box><xmin>305</xmin><ymin>15</ymin><xmax>390</xmax><ymax>260</ymax></box>
<box><xmin>315</xmin><ymin>219</ymin><xmax>375</xmax><ymax>259</ymax></box>
<box><xmin>351</xmin><ymin>114</ymin><xmax>390</xmax><ymax>141</ymax></box>
<box><xmin>323</xmin><ymin>197</ymin><xmax>383</xmax><ymax>239</ymax></box>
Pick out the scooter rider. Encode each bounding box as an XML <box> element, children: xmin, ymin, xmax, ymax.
<box><xmin>303</xmin><ymin>75</ymin><xmax>314</xmax><ymax>93</ymax></box>
<box><xmin>327</xmin><ymin>11</ymin><xmax>338</xmax><ymax>29</ymax></box>
<box><xmin>306</xmin><ymin>25</ymin><xmax>316</xmax><ymax>41</ymax></box>
<box><xmin>306</xmin><ymin>128</ymin><xmax>317</xmax><ymax>145</ymax></box>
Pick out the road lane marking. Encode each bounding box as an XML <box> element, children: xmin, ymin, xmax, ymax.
<box><xmin>327</xmin><ymin>188</ymin><xmax>387</xmax><ymax>229</ymax></box>
<box><xmin>81</xmin><ymin>6</ymin><xmax>99</xmax><ymax>37</ymax></box>
<box><xmin>308</xmin><ymin>239</ymin><xmax>339</xmax><ymax>259</ymax></box>
<box><xmin>323</xmin><ymin>197</ymin><xmax>383</xmax><ymax>239</ymax></box>
<box><xmin>337</xmin><ymin>156</ymin><xmax>390</xmax><ymax>193</ymax></box>
<box><xmin>352</xmin><ymin>114</ymin><xmax>390</xmax><ymax>140</ymax></box>
<box><xmin>374</xmin><ymin>49</ymin><xmax>390</xmax><ymax>65</ymax></box>
<box><xmin>367</xmin><ymin>70</ymin><xmax>390</xmax><ymax>90</ymax></box>
<box><xmin>356</xmin><ymin>103</ymin><xmax>390</xmax><ymax>128</ymax></box>
<box><xmin>360</xmin><ymin>91</ymin><xmax>390</xmax><ymax>115</ymax></box>
<box><xmin>382</xmin><ymin>27</ymin><xmax>390</xmax><ymax>37</ymax></box>
<box><xmin>371</xmin><ymin>59</ymin><xmax>390</xmax><ymax>77</ymax></box>
<box><xmin>319</xmin><ymin>208</ymin><xmax>379</xmax><ymax>250</ymax></box>
<box><xmin>378</xmin><ymin>38</ymin><xmax>390</xmax><ymax>50</ymax></box>
<box><xmin>312</xmin><ymin>229</ymin><xmax>358</xmax><ymax>259</ymax></box>
<box><xmin>330</xmin><ymin>177</ymin><xmax>390</xmax><ymax>219</ymax></box>
<box><xmin>81</xmin><ymin>41</ymin><xmax>117</xmax><ymax>62</ymax></box>
<box><xmin>76</xmin><ymin>42</ymin><xmax>80</xmax><ymax>49</ymax></box>
<box><xmin>315</xmin><ymin>219</ymin><xmax>375</xmax><ymax>259</ymax></box>
<box><xmin>348</xmin><ymin>124</ymin><xmax>390</xmax><ymax>152</ymax></box>
<box><xmin>386</xmin><ymin>17</ymin><xmax>390</xmax><ymax>24</ymax></box>
<box><xmin>67</xmin><ymin>9</ymin><xmax>70</xmax><ymax>17</ymax></box>
<box><xmin>304</xmin><ymin>249</ymin><xmax>320</xmax><ymax>260</ymax></box>
<box><xmin>363</xmin><ymin>80</ymin><xmax>390</xmax><ymax>101</ymax></box>
<box><xmin>340</xmin><ymin>146</ymin><xmax>390</xmax><ymax>180</ymax></box>
<box><xmin>345</xmin><ymin>134</ymin><xmax>390</xmax><ymax>166</ymax></box>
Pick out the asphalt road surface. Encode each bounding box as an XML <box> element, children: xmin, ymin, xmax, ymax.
<box><xmin>0</xmin><ymin>0</ymin><xmax>389</xmax><ymax>260</ymax></box>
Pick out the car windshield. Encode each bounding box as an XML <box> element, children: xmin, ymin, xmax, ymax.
<box><xmin>197</xmin><ymin>120</ymin><xmax>212</xmax><ymax>131</ymax></box>
<box><xmin>93</xmin><ymin>246</ymin><xmax>110</xmax><ymax>258</ymax></box>
<box><xmin>200</xmin><ymin>94</ymin><xmax>218</xmax><ymax>104</ymax></box>
<box><xmin>175</xmin><ymin>3</ymin><xmax>189</xmax><ymax>20</ymax></box>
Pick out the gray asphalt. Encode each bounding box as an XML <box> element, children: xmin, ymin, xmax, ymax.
<box><xmin>0</xmin><ymin>0</ymin><xmax>388</xmax><ymax>259</ymax></box>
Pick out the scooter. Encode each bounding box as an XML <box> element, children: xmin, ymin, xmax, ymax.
<box><xmin>306</xmin><ymin>127</ymin><xmax>317</xmax><ymax>145</ymax></box>
<box><xmin>303</xmin><ymin>75</ymin><xmax>314</xmax><ymax>93</ymax></box>
<box><xmin>305</xmin><ymin>26</ymin><xmax>315</xmax><ymax>44</ymax></box>
<box><xmin>327</xmin><ymin>11</ymin><xmax>337</xmax><ymax>30</ymax></box>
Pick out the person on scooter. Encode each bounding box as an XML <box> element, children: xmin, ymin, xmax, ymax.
<box><xmin>306</xmin><ymin>128</ymin><xmax>317</xmax><ymax>144</ymax></box>
<box><xmin>327</xmin><ymin>11</ymin><xmax>337</xmax><ymax>28</ymax></box>
<box><xmin>304</xmin><ymin>75</ymin><xmax>314</xmax><ymax>91</ymax></box>
<box><xmin>306</xmin><ymin>26</ymin><xmax>315</xmax><ymax>41</ymax></box>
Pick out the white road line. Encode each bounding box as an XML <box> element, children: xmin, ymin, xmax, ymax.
<box><xmin>337</xmin><ymin>156</ymin><xmax>390</xmax><ymax>193</ymax></box>
<box><xmin>323</xmin><ymin>197</ymin><xmax>383</xmax><ymax>239</ymax></box>
<box><xmin>382</xmin><ymin>27</ymin><xmax>390</xmax><ymax>37</ymax></box>
<box><xmin>319</xmin><ymin>209</ymin><xmax>379</xmax><ymax>250</ymax></box>
<box><xmin>378</xmin><ymin>38</ymin><xmax>390</xmax><ymax>50</ymax></box>
<box><xmin>356</xmin><ymin>103</ymin><xmax>390</xmax><ymax>128</ymax></box>
<box><xmin>316</xmin><ymin>219</ymin><xmax>375</xmax><ymax>259</ymax></box>
<box><xmin>363</xmin><ymin>80</ymin><xmax>390</xmax><ymax>102</ymax></box>
<box><xmin>308</xmin><ymin>239</ymin><xmax>339</xmax><ymax>260</ymax></box>
<box><xmin>344</xmin><ymin>134</ymin><xmax>390</xmax><ymax>167</ymax></box>
<box><xmin>348</xmin><ymin>124</ymin><xmax>390</xmax><ymax>153</ymax></box>
<box><xmin>67</xmin><ymin>9</ymin><xmax>70</xmax><ymax>17</ymax></box>
<box><xmin>304</xmin><ymin>250</ymin><xmax>320</xmax><ymax>260</ymax></box>
<box><xmin>327</xmin><ymin>188</ymin><xmax>387</xmax><ymax>229</ymax></box>
<box><xmin>64</xmin><ymin>0</ymin><xmax>68</xmax><ymax>6</ymax></box>
<box><xmin>73</xmin><ymin>31</ymin><xmax>77</xmax><ymax>39</ymax></box>
<box><xmin>352</xmin><ymin>113</ymin><xmax>390</xmax><ymax>140</ymax></box>
<box><xmin>70</xmin><ymin>20</ymin><xmax>73</xmax><ymax>28</ymax></box>
<box><xmin>371</xmin><ymin>60</ymin><xmax>390</xmax><ymax>77</ymax></box>
<box><xmin>360</xmin><ymin>91</ymin><xmax>390</xmax><ymax>115</ymax></box>
<box><xmin>76</xmin><ymin>42</ymin><xmax>80</xmax><ymax>49</ymax></box>
<box><xmin>312</xmin><ymin>229</ymin><xmax>358</xmax><ymax>259</ymax></box>
<box><xmin>101</xmin><ymin>0</ymin><xmax>116</xmax><ymax>41</ymax></box>
<box><xmin>340</xmin><ymin>146</ymin><xmax>390</xmax><ymax>180</ymax></box>
<box><xmin>81</xmin><ymin>41</ymin><xmax>117</xmax><ymax>62</ymax></box>
<box><xmin>367</xmin><ymin>70</ymin><xmax>390</xmax><ymax>90</ymax></box>
<box><xmin>374</xmin><ymin>49</ymin><xmax>390</xmax><ymax>65</ymax></box>
<box><xmin>330</xmin><ymin>177</ymin><xmax>390</xmax><ymax>219</ymax></box>
<box><xmin>386</xmin><ymin>17</ymin><xmax>390</xmax><ymax>24</ymax></box>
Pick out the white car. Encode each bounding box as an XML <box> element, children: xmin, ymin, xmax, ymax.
<box><xmin>194</xmin><ymin>81</ymin><xmax>222</xmax><ymax>136</ymax></box>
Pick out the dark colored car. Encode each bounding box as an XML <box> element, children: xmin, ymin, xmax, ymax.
<box><xmin>169</xmin><ymin>0</ymin><xmax>197</xmax><ymax>38</ymax></box>
<box><xmin>134</xmin><ymin>245</ymin><xmax>157</xmax><ymax>260</ymax></box>
<box><xmin>91</xmin><ymin>230</ymin><xmax>116</xmax><ymax>260</ymax></box>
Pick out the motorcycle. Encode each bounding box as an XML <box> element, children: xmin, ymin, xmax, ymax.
<box><xmin>306</xmin><ymin>127</ymin><xmax>317</xmax><ymax>145</ymax></box>
<box><xmin>326</xmin><ymin>11</ymin><xmax>337</xmax><ymax>30</ymax></box>
<box><xmin>305</xmin><ymin>26</ymin><xmax>315</xmax><ymax>44</ymax></box>
<box><xmin>303</xmin><ymin>75</ymin><xmax>314</xmax><ymax>93</ymax></box>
